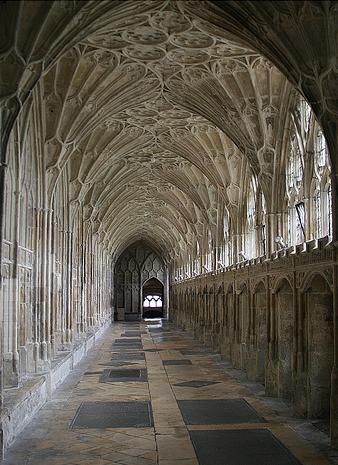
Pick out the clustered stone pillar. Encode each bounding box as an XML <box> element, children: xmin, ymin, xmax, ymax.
<box><xmin>0</xmin><ymin>110</ymin><xmax>114</xmax><ymax>391</ymax></box>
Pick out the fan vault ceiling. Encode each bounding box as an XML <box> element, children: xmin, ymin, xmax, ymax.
<box><xmin>1</xmin><ymin>0</ymin><xmax>336</xmax><ymax>261</ymax></box>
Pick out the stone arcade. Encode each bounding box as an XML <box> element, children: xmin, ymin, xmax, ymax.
<box><xmin>0</xmin><ymin>1</ymin><xmax>337</xmax><ymax>464</ymax></box>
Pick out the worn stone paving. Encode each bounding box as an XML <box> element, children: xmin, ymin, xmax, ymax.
<box><xmin>2</xmin><ymin>321</ymin><xmax>335</xmax><ymax>465</ymax></box>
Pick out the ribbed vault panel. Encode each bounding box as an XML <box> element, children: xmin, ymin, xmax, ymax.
<box><xmin>38</xmin><ymin>0</ymin><xmax>288</xmax><ymax>259</ymax></box>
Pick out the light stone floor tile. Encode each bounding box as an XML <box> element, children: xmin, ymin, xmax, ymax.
<box><xmin>2</xmin><ymin>322</ymin><xmax>336</xmax><ymax>465</ymax></box>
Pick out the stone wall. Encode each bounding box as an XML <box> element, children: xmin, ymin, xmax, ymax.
<box><xmin>170</xmin><ymin>240</ymin><xmax>337</xmax><ymax>439</ymax></box>
<box><xmin>0</xmin><ymin>0</ymin><xmax>337</xmax><ymax>456</ymax></box>
<box><xmin>0</xmin><ymin>320</ymin><xmax>110</xmax><ymax>449</ymax></box>
<box><xmin>1</xmin><ymin>95</ymin><xmax>113</xmax><ymax>394</ymax></box>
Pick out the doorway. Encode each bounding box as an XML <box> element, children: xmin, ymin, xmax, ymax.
<box><xmin>142</xmin><ymin>278</ymin><xmax>164</xmax><ymax>319</ymax></box>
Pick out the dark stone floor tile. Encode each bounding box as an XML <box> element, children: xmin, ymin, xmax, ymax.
<box><xmin>70</xmin><ymin>401</ymin><xmax>153</xmax><ymax>428</ymax></box>
<box><xmin>99</xmin><ymin>368</ymin><xmax>147</xmax><ymax>383</ymax></box>
<box><xmin>111</xmin><ymin>353</ymin><xmax>145</xmax><ymax>361</ymax></box>
<box><xmin>99</xmin><ymin>361</ymin><xmax>139</xmax><ymax>367</ymax></box>
<box><xmin>144</xmin><ymin>348</ymin><xmax>164</xmax><ymax>353</ymax></box>
<box><xmin>180</xmin><ymin>349</ymin><xmax>208</xmax><ymax>355</ymax></box>
<box><xmin>113</xmin><ymin>344</ymin><xmax>143</xmax><ymax>350</ymax></box>
<box><xmin>163</xmin><ymin>359</ymin><xmax>193</xmax><ymax>366</ymax></box>
<box><xmin>189</xmin><ymin>429</ymin><xmax>302</xmax><ymax>465</ymax></box>
<box><xmin>173</xmin><ymin>380</ymin><xmax>220</xmax><ymax>388</ymax></box>
<box><xmin>114</xmin><ymin>338</ymin><xmax>141</xmax><ymax>343</ymax></box>
<box><xmin>178</xmin><ymin>398</ymin><xmax>265</xmax><ymax>425</ymax></box>
<box><xmin>121</xmin><ymin>331</ymin><xmax>145</xmax><ymax>337</ymax></box>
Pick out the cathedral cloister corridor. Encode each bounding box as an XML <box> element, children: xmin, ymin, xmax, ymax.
<box><xmin>1</xmin><ymin>321</ymin><xmax>336</xmax><ymax>465</ymax></box>
<box><xmin>0</xmin><ymin>0</ymin><xmax>337</xmax><ymax>464</ymax></box>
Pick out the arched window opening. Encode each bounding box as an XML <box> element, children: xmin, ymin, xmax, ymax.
<box><xmin>285</xmin><ymin>97</ymin><xmax>307</xmax><ymax>245</ymax></box>
<box><xmin>284</xmin><ymin>99</ymin><xmax>332</xmax><ymax>246</ymax></box>
<box><xmin>295</xmin><ymin>201</ymin><xmax>306</xmax><ymax>243</ymax></box>
<box><xmin>245</xmin><ymin>177</ymin><xmax>257</xmax><ymax>259</ymax></box>
<box><xmin>296</xmin><ymin>97</ymin><xmax>312</xmax><ymax>139</ymax></box>
<box><xmin>313</xmin><ymin>186</ymin><xmax>322</xmax><ymax>238</ymax></box>
<box><xmin>170</xmin><ymin>97</ymin><xmax>333</xmax><ymax>282</ymax></box>
<box><xmin>205</xmin><ymin>228</ymin><xmax>213</xmax><ymax>272</ymax></box>
<box><xmin>193</xmin><ymin>239</ymin><xmax>201</xmax><ymax>275</ymax></box>
<box><xmin>186</xmin><ymin>253</ymin><xmax>191</xmax><ymax>278</ymax></box>
<box><xmin>327</xmin><ymin>184</ymin><xmax>333</xmax><ymax>237</ymax></box>
<box><xmin>315</xmin><ymin>129</ymin><xmax>328</xmax><ymax>170</ymax></box>
<box><xmin>312</xmin><ymin>128</ymin><xmax>332</xmax><ymax>239</ymax></box>
<box><xmin>143</xmin><ymin>295</ymin><xmax>163</xmax><ymax>308</ymax></box>
<box><xmin>287</xmin><ymin>132</ymin><xmax>304</xmax><ymax>189</ymax></box>
<box><xmin>4</xmin><ymin>169</ymin><xmax>14</xmax><ymax>242</ymax></box>
<box><xmin>219</xmin><ymin>208</ymin><xmax>230</xmax><ymax>267</ymax></box>
<box><xmin>257</xmin><ymin>191</ymin><xmax>267</xmax><ymax>256</ymax></box>
<box><xmin>142</xmin><ymin>277</ymin><xmax>164</xmax><ymax>318</ymax></box>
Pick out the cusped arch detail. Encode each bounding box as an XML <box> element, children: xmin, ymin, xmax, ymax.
<box><xmin>271</xmin><ymin>275</ymin><xmax>293</xmax><ymax>294</ymax></box>
<box><xmin>299</xmin><ymin>271</ymin><xmax>333</xmax><ymax>294</ymax></box>
<box><xmin>252</xmin><ymin>279</ymin><xmax>267</xmax><ymax>294</ymax></box>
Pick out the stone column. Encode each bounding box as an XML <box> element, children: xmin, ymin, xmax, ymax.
<box><xmin>232</xmin><ymin>233</ymin><xmax>241</xmax><ymax>263</ymax></box>
<box><xmin>266</xmin><ymin>212</ymin><xmax>284</xmax><ymax>254</ymax></box>
<box><xmin>60</xmin><ymin>227</ymin><xmax>66</xmax><ymax>346</ymax></box>
<box><xmin>165</xmin><ymin>271</ymin><xmax>169</xmax><ymax>319</ymax></box>
<box><xmin>330</xmin><ymin>248</ymin><xmax>338</xmax><ymax>446</ymax></box>
<box><xmin>293</xmin><ymin>271</ymin><xmax>307</xmax><ymax>416</ymax></box>
<box><xmin>41</xmin><ymin>208</ymin><xmax>51</xmax><ymax>363</ymax></box>
<box><xmin>49</xmin><ymin>212</ymin><xmax>58</xmax><ymax>356</ymax></box>
<box><xmin>5</xmin><ymin>186</ymin><xmax>21</xmax><ymax>388</ymax></box>
<box><xmin>295</xmin><ymin>274</ymin><xmax>303</xmax><ymax>374</ymax></box>
<box><xmin>65</xmin><ymin>229</ymin><xmax>73</xmax><ymax>345</ymax></box>
<box><xmin>249</xmin><ymin>287</ymin><xmax>255</xmax><ymax>346</ymax></box>
<box><xmin>270</xmin><ymin>284</ymin><xmax>277</xmax><ymax>348</ymax></box>
<box><xmin>328</xmin><ymin>125</ymin><xmax>338</xmax><ymax>445</ymax></box>
<box><xmin>31</xmin><ymin>206</ymin><xmax>40</xmax><ymax>372</ymax></box>
<box><xmin>0</xmin><ymin>99</ymin><xmax>18</xmax><ymax>461</ymax></box>
<box><xmin>265</xmin><ymin>212</ymin><xmax>274</xmax><ymax>255</ymax></box>
<box><xmin>303</xmin><ymin>197</ymin><xmax>311</xmax><ymax>241</ymax></box>
<box><xmin>34</xmin><ymin>207</ymin><xmax>51</xmax><ymax>369</ymax></box>
<box><xmin>45</xmin><ymin>207</ymin><xmax>53</xmax><ymax>358</ymax></box>
<box><xmin>80</xmin><ymin>237</ymin><xmax>86</xmax><ymax>333</ymax></box>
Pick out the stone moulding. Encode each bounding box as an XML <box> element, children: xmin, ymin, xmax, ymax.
<box><xmin>173</xmin><ymin>242</ymin><xmax>336</xmax><ymax>287</ymax></box>
<box><xmin>0</xmin><ymin>320</ymin><xmax>111</xmax><ymax>449</ymax></box>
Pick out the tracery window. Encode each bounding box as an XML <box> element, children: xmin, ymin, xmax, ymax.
<box><xmin>285</xmin><ymin>97</ymin><xmax>332</xmax><ymax>245</ymax></box>
<box><xmin>187</xmin><ymin>253</ymin><xmax>192</xmax><ymax>278</ymax></box>
<box><xmin>257</xmin><ymin>190</ymin><xmax>266</xmax><ymax>256</ymax></box>
<box><xmin>194</xmin><ymin>240</ymin><xmax>201</xmax><ymax>275</ymax></box>
<box><xmin>172</xmin><ymin>94</ymin><xmax>333</xmax><ymax>283</ymax></box>
<box><xmin>297</xmin><ymin>97</ymin><xmax>311</xmax><ymax>138</ymax></box>
<box><xmin>285</xmin><ymin>97</ymin><xmax>309</xmax><ymax>245</ymax></box>
<box><xmin>287</xmin><ymin>131</ymin><xmax>304</xmax><ymax>188</ymax></box>
<box><xmin>245</xmin><ymin>177</ymin><xmax>257</xmax><ymax>258</ymax></box>
<box><xmin>176</xmin><ymin>265</ymin><xmax>183</xmax><ymax>281</ymax></box>
<box><xmin>327</xmin><ymin>184</ymin><xmax>333</xmax><ymax>237</ymax></box>
<box><xmin>4</xmin><ymin>169</ymin><xmax>14</xmax><ymax>241</ymax></box>
<box><xmin>286</xmin><ymin>190</ymin><xmax>305</xmax><ymax>246</ymax></box>
<box><xmin>312</xmin><ymin>128</ymin><xmax>332</xmax><ymax>238</ymax></box>
<box><xmin>219</xmin><ymin>208</ymin><xmax>230</xmax><ymax>267</ymax></box>
<box><xmin>143</xmin><ymin>295</ymin><xmax>163</xmax><ymax>308</ymax></box>
<box><xmin>205</xmin><ymin>228</ymin><xmax>213</xmax><ymax>271</ymax></box>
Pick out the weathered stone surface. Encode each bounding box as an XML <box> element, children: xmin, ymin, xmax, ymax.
<box><xmin>0</xmin><ymin>0</ymin><xmax>337</xmax><ymax>458</ymax></box>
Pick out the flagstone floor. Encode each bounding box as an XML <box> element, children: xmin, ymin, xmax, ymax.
<box><xmin>2</xmin><ymin>321</ymin><xmax>336</xmax><ymax>465</ymax></box>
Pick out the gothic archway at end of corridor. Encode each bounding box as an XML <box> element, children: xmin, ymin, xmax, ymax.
<box><xmin>142</xmin><ymin>277</ymin><xmax>164</xmax><ymax>319</ymax></box>
<box><xmin>114</xmin><ymin>241</ymin><xmax>168</xmax><ymax>321</ymax></box>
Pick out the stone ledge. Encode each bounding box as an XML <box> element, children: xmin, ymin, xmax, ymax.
<box><xmin>1</xmin><ymin>320</ymin><xmax>111</xmax><ymax>449</ymax></box>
